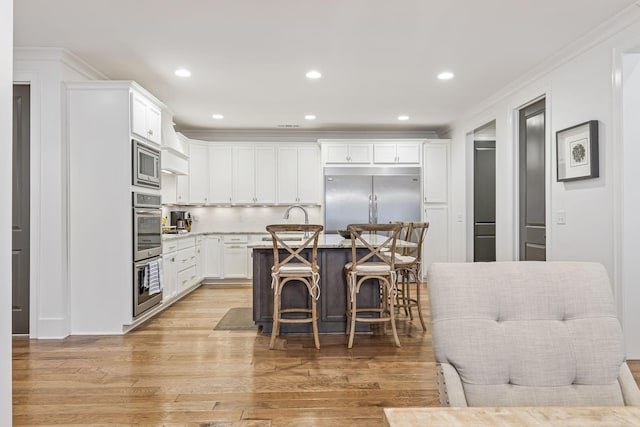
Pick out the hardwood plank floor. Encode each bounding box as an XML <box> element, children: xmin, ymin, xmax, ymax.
<box><xmin>12</xmin><ymin>284</ymin><xmax>640</xmax><ymax>426</ymax></box>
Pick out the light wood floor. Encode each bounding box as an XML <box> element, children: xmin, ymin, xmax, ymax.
<box><xmin>12</xmin><ymin>285</ymin><xmax>640</xmax><ymax>426</ymax></box>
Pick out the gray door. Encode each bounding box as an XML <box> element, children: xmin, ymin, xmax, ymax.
<box><xmin>13</xmin><ymin>84</ymin><xmax>30</xmax><ymax>334</ymax></box>
<box><xmin>474</xmin><ymin>140</ymin><xmax>496</xmax><ymax>262</ymax></box>
<box><xmin>373</xmin><ymin>175</ymin><xmax>421</xmax><ymax>225</ymax></box>
<box><xmin>519</xmin><ymin>99</ymin><xmax>546</xmax><ymax>261</ymax></box>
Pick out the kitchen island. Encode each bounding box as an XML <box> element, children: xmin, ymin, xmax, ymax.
<box><xmin>251</xmin><ymin>234</ymin><xmax>408</xmax><ymax>334</ymax></box>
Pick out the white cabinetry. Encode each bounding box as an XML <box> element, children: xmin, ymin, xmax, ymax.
<box><xmin>162</xmin><ymin>246</ymin><xmax>178</xmax><ymax>302</ymax></box>
<box><xmin>276</xmin><ymin>145</ymin><xmax>321</xmax><ymax>204</ymax></box>
<box><xmin>373</xmin><ymin>143</ymin><xmax>421</xmax><ymax>164</ymax></box>
<box><xmin>203</xmin><ymin>235</ymin><xmax>222</xmax><ymax>278</ymax></box>
<box><xmin>233</xmin><ymin>146</ymin><xmax>276</xmax><ymax>204</ymax></box>
<box><xmin>67</xmin><ymin>81</ymin><xmax>165</xmax><ymax>334</ymax></box>
<box><xmin>188</xmin><ymin>143</ymin><xmax>210</xmax><ymax>204</ymax></box>
<box><xmin>161</xmin><ymin>174</ymin><xmax>177</xmax><ymax>205</ymax></box>
<box><xmin>422</xmin><ymin>140</ymin><xmax>451</xmax><ymax>274</ymax></box>
<box><xmin>423</xmin><ymin>141</ymin><xmax>450</xmax><ymax>203</ymax></box>
<box><xmin>324</xmin><ymin>143</ymin><xmax>372</xmax><ymax>164</ymax></box>
<box><xmin>176</xmin><ymin>174</ymin><xmax>189</xmax><ymax>204</ymax></box>
<box><xmin>131</xmin><ymin>90</ymin><xmax>162</xmax><ymax>145</ymax></box>
<box><xmin>222</xmin><ymin>235</ymin><xmax>249</xmax><ymax>278</ymax></box>
<box><xmin>209</xmin><ymin>146</ymin><xmax>233</xmax><ymax>203</ymax></box>
<box><xmin>162</xmin><ymin>236</ymin><xmax>200</xmax><ymax>303</ymax></box>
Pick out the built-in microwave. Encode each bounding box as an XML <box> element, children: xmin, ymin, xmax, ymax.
<box><xmin>132</xmin><ymin>139</ymin><xmax>161</xmax><ymax>189</ymax></box>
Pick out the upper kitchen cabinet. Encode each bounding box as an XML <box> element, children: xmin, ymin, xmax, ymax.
<box><xmin>187</xmin><ymin>142</ymin><xmax>212</xmax><ymax>204</ymax></box>
<box><xmin>423</xmin><ymin>140</ymin><xmax>450</xmax><ymax>203</ymax></box>
<box><xmin>131</xmin><ymin>90</ymin><xmax>162</xmax><ymax>145</ymax></box>
<box><xmin>208</xmin><ymin>145</ymin><xmax>233</xmax><ymax>204</ymax></box>
<box><xmin>373</xmin><ymin>142</ymin><xmax>421</xmax><ymax>164</ymax></box>
<box><xmin>233</xmin><ymin>145</ymin><xmax>276</xmax><ymax>204</ymax></box>
<box><xmin>276</xmin><ymin>144</ymin><xmax>321</xmax><ymax>204</ymax></box>
<box><xmin>322</xmin><ymin>142</ymin><xmax>372</xmax><ymax>164</ymax></box>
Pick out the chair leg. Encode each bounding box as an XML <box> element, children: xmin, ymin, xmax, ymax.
<box><xmin>270</xmin><ymin>282</ymin><xmax>281</xmax><ymax>349</ymax></box>
<box><xmin>387</xmin><ymin>278</ymin><xmax>401</xmax><ymax>347</ymax></box>
<box><xmin>347</xmin><ymin>278</ymin><xmax>357</xmax><ymax>349</ymax></box>
<box><xmin>415</xmin><ymin>277</ymin><xmax>427</xmax><ymax>331</ymax></box>
<box><xmin>311</xmin><ymin>286</ymin><xmax>320</xmax><ymax>350</ymax></box>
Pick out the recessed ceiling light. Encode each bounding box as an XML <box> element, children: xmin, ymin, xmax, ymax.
<box><xmin>212</xmin><ymin>114</ymin><xmax>224</xmax><ymax>119</ymax></box>
<box><xmin>438</xmin><ymin>71</ymin><xmax>454</xmax><ymax>80</ymax></box>
<box><xmin>174</xmin><ymin>69</ymin><xmax>191</xmax><ymax>77</ymax></box>
<box><xmin>398</xmin><ymin>115</ymin><xmax>410</xmax><ymax>121</ymax></box>
<box><xmin>305</xmin><ymin>115</ymin><xmax>316</xmax><ymax>120</ymax></box>
<box><xmin>305</xmin><ymin>70</ymin><xmax>322</xmax><ymax>79</ymax></box>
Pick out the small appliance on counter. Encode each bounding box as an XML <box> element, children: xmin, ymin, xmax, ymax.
<box><xmin>169</xmin><ymin>210</ymin><xmax>192</xmax><ymax>233</ymax></box>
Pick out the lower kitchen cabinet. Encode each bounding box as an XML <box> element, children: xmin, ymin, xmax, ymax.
<box><xmin>162</xmin><ymin>251</ymin><xmax>178</xmax><ymax>302</ymax></box>
<box><xmin>223</xmin><ymin>236</ymin><xmax>248</xmax><ymax>278</ymax></box>
<box><xmin>203</xmin><ymin>235</ymin><xmax>222</xmax><ymax>278</ymax></box>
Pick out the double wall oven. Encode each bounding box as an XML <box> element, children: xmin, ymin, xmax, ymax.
<box><xmin>132</xmin><ymin>191</ymin><xmax>163</xmax><ymax>317</ymax></box>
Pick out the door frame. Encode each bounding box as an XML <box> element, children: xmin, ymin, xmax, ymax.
<box><xmin>512</xmin><ymin>93</ymin><xmax>552</xmax><ymax>262</ymax></box>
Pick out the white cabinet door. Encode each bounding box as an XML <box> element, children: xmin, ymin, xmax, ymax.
<box><xmin>176</xmin><ymin>174</ymin><xmax>189</xmax><ymax>204</ymax></box>
<box><xmin>131</xmin><ymin>91</ymin><xmax>161</xmax><ymax>145</ymax></box>
<box><xmin>373</xmin><ymin>144</ymin><xmax>397</xmax><ymax>163</ymax></box>
<box><xmin>423</xmin><ymin>142</ymin><xmax>449</xmax><ymax>203</ymax></box>
<box><xmin>195</xmin><ymin>237</ymin><xmax>203</xmax><ymax>281</ymax></box>
<box><xmin>423</xmin><ymin>206</ymin><xmax>449</xmax><ymax>273</ymax></box>
<box><xmin>161</xmin><ymin>174</ymin><xmax>177</xmax><ymax>205</ymax></box>
<box><xmin>189</xmin><ymin>144</ymin><xmax>209</xmax><ymax>204</ymax></box>
<box><xmin>233</xmin><ymin>146</ymin><xmax>256</xmax><ymax>203</ymax></box>
<box><xmin>203</xmin><ymin>236</ymin><xmax>222</xmax><ymax>278</ymax></box>
<box><xmin>162</xmin><ymin>252</ymin><xmax>178</xmax><ymax>302</ymax></box>
<box><xmin>325</xmin><ymin>144</ymin><xmax>350</xmax><ymax>163</ymax></box>
<box><xmin>209</xmin><ymin>146</ymin><xmax>233</xmax><ymax>204</ymax></box>
<box><xmin>347</xmin><ymin>144</ymin><xmax>372</xmax><ymax>163</ymax></box>
<box><xmin>254</xmin><ymin>146</ymin><xmax>276</xmax><ymax>204</ymax></box>
<box><xmin>223</xmin><ymin>244</ymin><xmax>248</xmax><ymax>278</ymax></box>
<box><xmin>177</xmin><ymin>265</ymin><xmax>197</xmax><ymax>292</ymax></box>
<box><xmin>396</xmin><ymin>143</ymin><xmax>421</xmax><ymax>164</ymax></box>
<box><xmin>296</xmin><ymin>145</ymin><xmax>320</xmax><ymax>204</ymax></box>
<box><xmin>276</xmin><ymin>146</ymin><xmax>298</xmax><ymax>204</ymax></box>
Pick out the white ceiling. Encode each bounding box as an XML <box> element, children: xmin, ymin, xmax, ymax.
<box><xmin>13</xmin><ymin>0</ymin><xmax>638</xmax><ymax>133</ymax></box>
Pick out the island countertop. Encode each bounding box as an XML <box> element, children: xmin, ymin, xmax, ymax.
<box><xmin>248</xmin><ymin>233</ymin><xmax>416</xmax><ymax>249</ymax></box>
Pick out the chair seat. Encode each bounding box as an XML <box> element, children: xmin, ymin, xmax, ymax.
<box><xmin>273</xmin><ymin>264</ymin><xmax>316</xmax><ymax>274</ymax></box>
<box><xmin>345</xmin><ymin>262</ymin><xmax>392</xmax><ymax>273</ymax></box>
<box><xmin>379</xmin><ymin>253</ymin><xmax>416</xmax><ymax>265</ymax></box>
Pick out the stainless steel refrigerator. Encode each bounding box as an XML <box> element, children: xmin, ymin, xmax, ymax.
<box><xmin>324</xmin><ymin>167</ymin><xmax>422</xmax><ymax>233</ymax></box>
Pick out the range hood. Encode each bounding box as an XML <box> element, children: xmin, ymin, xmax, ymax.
<box><xmin>160</xmin><ymin>112</ymin><xmax>188</xmax><ymax>175</ymax></box>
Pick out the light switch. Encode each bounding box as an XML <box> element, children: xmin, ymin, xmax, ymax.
<box><xmin>556</xmin><ymin>210</ymin><xmax>566</xmax><ymax>225</ymax></box>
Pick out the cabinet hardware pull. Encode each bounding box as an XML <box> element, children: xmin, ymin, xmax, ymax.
<box><xmin>148</xmin><ymin>129</ymin><xmax>153</xmax><ymax>136</ymax></box>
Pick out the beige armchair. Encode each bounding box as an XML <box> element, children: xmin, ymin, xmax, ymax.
<box><xmin>427</xmin><ymin>261</ymin><xmax>640</xmax><ymax>407</ymax></box>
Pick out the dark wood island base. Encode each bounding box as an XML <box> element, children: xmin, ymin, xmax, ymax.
<box><xmin>252</xmin><ymin>246</ymin><xmax>380</xmax><ymax>334</ymax></box>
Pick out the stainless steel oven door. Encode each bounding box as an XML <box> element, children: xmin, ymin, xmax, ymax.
<box><xmin>133</xmin><ymin>207</ymin><xmax>162</xmax><ymax>261</ymax></box>
<box><xmin>133</xmin><ymin>257</ymin><xmax>163</xmax><ymax>317</ymax></box>
<box><xmin>132</xmin><ymin>139</ymin><xmax>161</xmax><ymax>188</ymax></box>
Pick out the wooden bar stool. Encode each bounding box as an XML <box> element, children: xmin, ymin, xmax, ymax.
<box><xmin>391</xmin><ymin>221</ymin><xmax>429</xmax><ymax>330</ymax></box>
<box><xmin>266</xmin><ymin>224</ymin><xmax>323</xmax><ymax>349</ymax></box>
<box><xmin>344</xmin><ymin>223</ymin><xmax>402</xmax><ymax>348</ymax></box>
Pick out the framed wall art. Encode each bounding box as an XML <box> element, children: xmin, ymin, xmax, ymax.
<box><xmin>556</xmin><ymin>120</ymin><xmax>599</xmax><ymax>182</ymax></box>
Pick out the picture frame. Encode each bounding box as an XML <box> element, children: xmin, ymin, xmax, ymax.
<box><xmin>556</xmin><ymin>120</ymin><xmax>599</xmax><ymax>182</ymax></box>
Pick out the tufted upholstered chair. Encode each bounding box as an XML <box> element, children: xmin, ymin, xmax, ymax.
<box><xmin>427</xmin><ymin>261</ymin><xmax>640</xmax><ymax>407</ymax></box>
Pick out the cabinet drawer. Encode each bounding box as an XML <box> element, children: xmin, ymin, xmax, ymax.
<box><xmin>178</xmin><ymin>236</ymin><xmax>196</xmax><ymax>249</ymax></box>
<box><xmin>177</xmin><ymin>265</ymin><xmax>197</xmax><ymax>291</ymax></box>
<box><xmin>177</xmin><ymin>246</ymin><xmax>196</xmax><ymax>269</ymax></box>
<box><xmin>162</xmin><ymin>240</ymin><xmax>179</xmax><ymax>253</ymax></box>
<box><xmin>223</xmin><ymin>235</ymin><xmax>248</xmax><ymax>243</ymax></box>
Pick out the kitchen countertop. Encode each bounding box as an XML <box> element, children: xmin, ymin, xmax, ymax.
<box><xmin>249</xmin><ymin>233</ymin><xmax>416</xmax><ymax>249</ymax></box>
<box><xmin>161</xmin><ymin>231</ymin><xmax>268</xmax><ymax>240</ymax></box>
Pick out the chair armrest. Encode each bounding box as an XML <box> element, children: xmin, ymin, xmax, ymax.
<box><xmin>619</xmin><ymin>362</ymin><xmax>640</xmax><ymax>406</ymax></box>
<box><xmin>436</xmin><ymin>362</ymin><xmax>468</xmax><ymax>407</ymax></box>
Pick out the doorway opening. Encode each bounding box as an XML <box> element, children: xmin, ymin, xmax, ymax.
<box><xmin>13</xmin><ymin>84</ymin><xmax>30</xmax><ymax>335</ymax></box>
<box><xmin>473</xmin><ymin>121</ymin><xmax>496</xmax><ymax>262</ymax></box>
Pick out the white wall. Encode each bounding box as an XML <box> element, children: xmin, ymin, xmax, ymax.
<box><xmin>1</xmin><ymin>0</ymin><xmax>13</xmax><ymax>422</ymax></box>
<box><xmin>13</xmin><ymin>48</ymin><xmax>102</xmax><ymax>338</ymax></box>
<box><xmin>449</xmin><ymin>9</ymin><xmax>640</xmax><ymax>357</ymax></box>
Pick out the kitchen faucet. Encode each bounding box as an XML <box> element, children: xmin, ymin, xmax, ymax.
<box><xmin>283</xmin><ymin>204</ymin><xmax>309</xmax><ymax>224</ymax></box>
